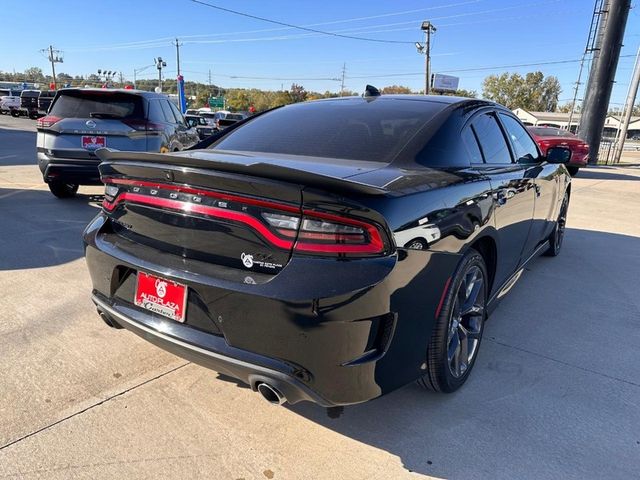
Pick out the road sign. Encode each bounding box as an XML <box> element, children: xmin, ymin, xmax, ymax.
<box><xmin>209</xmin><ymin>96</ymin><xmax>224</xmax><ymax>109</ymax></box>
<box><xmin>432</xmin><ymin>74</ymin><xmax>459</xmax><ymax>92</ymax></box>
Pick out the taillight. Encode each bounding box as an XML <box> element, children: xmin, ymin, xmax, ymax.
<box><xmin>36</xmin><ymin>115</ymin><xmax>61</xmax><ymax>128</ymax></box>
<box><xmin>262</xmin><ymin>210</ymin><xmax>385</xmax><ymax>255</ymax></box>
<box><xmin>122</xmin><ymin>119</ymin><xmax>164</xmax><ymax>131</ymax></box>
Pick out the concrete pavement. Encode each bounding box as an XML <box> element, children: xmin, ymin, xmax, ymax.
<box><xmin>0</xmin><ymin>114</ymin><xmax>639</xmax><ymax>479</ymax></box>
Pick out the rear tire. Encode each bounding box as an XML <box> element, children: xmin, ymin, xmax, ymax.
<box><xmin>10</xmin><ymin>109</ymin><xmax>19</xmax><ymax>117</ymax></box>
<box><xmin>48</xmin><ymin>181</ymin><xmax>79</xmax><ymax>198</ymax></box>
<box><xmin>544</xmin><ymin>192</ymin><xmax>569</xmax><ymax>257</ymax></box>
<box><xmin>419</xmin><ymin>249</ymin><xmax>487</xmax><ymax>393</ymax></box>
<box><xmin>567</xmin><ymin>166</ymin><xmax>579</xmax><ymax>176</ymax></box>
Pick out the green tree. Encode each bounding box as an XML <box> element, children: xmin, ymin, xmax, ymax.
<box><xmin>438</xmin><ymin>89</ymin><xmax>478</xmax><ymax>98</ymax></box>
<box><xmin>289</xmin><ymin>83</ymin><xmax>307</xmax><ymax>103</ymax></box>
<box><xmin>482</xmin><ymin>71</ymin><xmax>561</xmax><ymax>111</ymax></box>
<box><xmin>381</xmin><ymin>85</ymin><xmax>413</xmax><ymax>94</ymax></box>
<box><xmin>24</xmin><ymin>67</ymin><xmax>45</xmax><ymax>82</ymax></box>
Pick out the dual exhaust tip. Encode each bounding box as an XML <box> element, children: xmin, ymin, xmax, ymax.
<box><xmin>256</xmin><ymin>382</ymin><xmax>286</xmax><ymax>405</ymax></box>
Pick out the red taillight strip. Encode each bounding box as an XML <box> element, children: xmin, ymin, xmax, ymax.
<box><xmin>104</xmin><ymin>177</ymin><xmax>300</xmax><ymax>213</ymax></box>
<box><xmin>104</xmin><ymin>193</ymin><xmax>294</xmax><ymax>249</ymax></box>
<box><xmin>103</xmin><ymin>178</ymin><xmax>387</xmax><ymax>255</ymax></box>
<box><xmin>103</xmin><ymin>194</ymin><xmax>385</xmax><ymax>254</ymax></box>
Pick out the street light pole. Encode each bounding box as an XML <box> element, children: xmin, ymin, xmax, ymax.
<box><xmin>155</xmin><ymin>57</ymin><xmax>167</xmax><ymax>92</ymax></box>
<box><xmin>416</xmin><ymin>21</ymin><xmax>436</xmax><ymax>95</ymax></box>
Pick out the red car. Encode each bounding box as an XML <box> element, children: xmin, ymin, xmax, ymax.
<box><xmin>527</xmin><ymin>126</ymin><xmax>589</xmax><ymax>176</ymax></box>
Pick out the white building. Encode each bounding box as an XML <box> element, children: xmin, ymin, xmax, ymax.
<box><xmin>512</xmin><ymin>108</ymin><xmax>640</xmax><ymax>139</ymax></box>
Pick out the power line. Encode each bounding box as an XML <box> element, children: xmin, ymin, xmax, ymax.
<box><xmin>189</xmin><ymin>0</ymin><xmax>415</xmax><ymax>44</ymax></box>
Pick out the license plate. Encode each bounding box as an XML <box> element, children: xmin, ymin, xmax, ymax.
<box><xmin>134</xmin><ymin>272</ymin><xmax>187</xmax><ymax>322</ymax></box>
<box><xmin>81</xmin><ymin>135</ymin><xmax>106</xmax><ymax>150</ymax></box>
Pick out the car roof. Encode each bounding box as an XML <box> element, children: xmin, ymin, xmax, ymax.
<box><xmin>57</xmin><ymin>87</ymin><xmax>167</xmax><ymax>99</ymax></box>
<box><xmin>312</xmin><ymin>94</ymin><xmax>493</xmax><ymax>107</ymax></box>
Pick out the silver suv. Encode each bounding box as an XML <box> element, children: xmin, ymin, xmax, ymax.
<box><xmin>36</xmin><ymin>88</ymin><xmax>199</xmax><ymax>198</ymax></box>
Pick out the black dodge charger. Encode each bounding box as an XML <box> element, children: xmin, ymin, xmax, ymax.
<box><xmin>84</xmin><ymin>93</ymin><xmax>572</xmax><ymax>407</ymax></box>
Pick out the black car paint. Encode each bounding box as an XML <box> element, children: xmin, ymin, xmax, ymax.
<box><xmin>84</xmin><ymin>95</ymin><xmax>570</xmax><ymax>406</ymax></box>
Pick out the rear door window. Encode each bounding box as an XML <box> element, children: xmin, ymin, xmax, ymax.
<box><xmin>472</xmin><ymin>113</ymin><xmax>513</xmax><ymax>165</ymax></box>
<box><xmin>50</xmin><ymin>91</ymin><xmax>144</xmax><ymax>119</ymax></box>
<box><xmin>168</xmin><ymin>102</ymin><xmax>185</xmax><ymax>125</ymax></box>
<box><xmin>147</xmin><ymin>99</ymin><xmax>165</xmax><ymax>122</ymax></box>
<box><xmin>499</xmin><ymin>114</ymin><xmax>541</xmax><ymax>163</ymax></box>
<box><xmin>461</xmin><ymin>126</ymin><xmax>484</xmax><ymax>164</ymax></box>
<box><xmin>159</xmin><ymin>100</ymin><xmax>177</xmax><ymax>123</ymax></box>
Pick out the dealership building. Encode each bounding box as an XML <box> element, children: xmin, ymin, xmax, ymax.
<box><xmin>513</xmin><ymin>108</ymin><xmax>640</xmax><ymax>139</ymax></box>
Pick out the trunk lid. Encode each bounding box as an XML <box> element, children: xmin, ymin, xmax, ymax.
<box><xmin>97</xmin><ymin>149</ymin><xmax>391</xmax><ymax>275</ymax></box>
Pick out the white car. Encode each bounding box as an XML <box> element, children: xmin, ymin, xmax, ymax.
<box><xmin>0</xmin><ymin>89</ymin><xmax>22</xmax><ymax>116</ymax></box>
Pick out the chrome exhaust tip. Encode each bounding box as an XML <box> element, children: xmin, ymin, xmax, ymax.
<box><xmin>98</xmin><ymin>309</ymin><xmax>123</xmax><ymax>329</ymax></box>
<box><xmin>256</xmin><ymin>382</ymin><xmax>286</xmax><ymax>405</ymax></box>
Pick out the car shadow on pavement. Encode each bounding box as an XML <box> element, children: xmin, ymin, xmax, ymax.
<box><xmin>578</xmin><ymin>167</ymin><xmax>640</xmax><ymax>181</ymax></box>
<box><xmin>285</xmin><ymin>227</ymin><xmax>640</xmax><ymax>479</ymax></box>
<box><xmin>0</xmin><ymin>128</ymin><xmax>37</xmax><ymax>166</ymax></box>
<box><xmin>0</xmin><ymin>187</ymin><xmax>102</xmax><ymax>270</ymax></box>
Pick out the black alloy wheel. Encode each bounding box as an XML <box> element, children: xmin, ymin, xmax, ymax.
<box><xmin>545</xmin><ymin>192</ymin><xmax>569</xmax><ymax>257</ymax></box>
<box><xmin>420</xmin><ymin>249</ymin><xmax>487</xmax><ymax>393</ymax></box>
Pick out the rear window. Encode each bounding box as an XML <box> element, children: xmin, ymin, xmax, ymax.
<box><xmin>226</xmin><ymin>114</ymin><xmax>244</xmax><ymax>120</ymax></box>
<box><xmin>0</xmin><ymin>90</ymin><xmax>9</xmax><ymax>96</ymax></box>
<box><xmin>210</xmin><ymin>99</ymin><xmax>443</xmax><ymax>163</ymax></box>
<box><xmin>50</xmin><ymin>91</ymin><xmax>144</xmax><ymax>119</ymax></box>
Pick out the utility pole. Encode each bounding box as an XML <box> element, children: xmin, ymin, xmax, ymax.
<box><xmin>173</xmin><ymin>38</ymin><xmax>183</xmax><ymax>76</ymax></box>
<box><xmin>155</xmin><ymin>57</ymin><xmax>167</xmax><ymax>92</ymax></box>
<box><xmin>415</xmin><ymin>21</ymin><xmax>436</xmax><ymax>95</ymax></box>
<box><xmin>568</xmin><ymin>0</ymin><xmax>607</xmax><ymax>132</ymax></box>
<box><xmin>118</xmin><ymin>71</ymin><xmax>124</xmax><ymax>86</ymax></box>
<box><xmin>578</xmin><ymin>0</ymin><xmax>631</xmax><ymax>164</ymax></box>
<box><xmin>208</xmin><ymin>69</ymin><xmax>212</xmax><ymax>87</ymax></box>
<box><xmin>340</xmin><ymin>62</ymin><xmax>346</xmax><ymax>96</ymax></box>
<box><xmin>41</xmin><ymin>45</ymin><xmax>63</xmax><ymax>89</ymax></box>
<box><xmin>611</xmin><ymin>45</ymin><xmax>640</xmax><ymax>164</ymax></box>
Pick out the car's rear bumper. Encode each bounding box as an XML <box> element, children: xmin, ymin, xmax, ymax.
<box><xmin>569</xmin><ymin>152</ymin><xmax>589</xmax><ymax>167</ymax></box>
<box><xmin>38</xmin><ymin>151</ymin><xmax>102</xmax><ymax>185</ymax></box>
<box><xmin>92</xmin><ymin>293</ymin><xmax>332</xmax><ymax>406</ymax></box>
<box><xmin>83</xmin><ymin>213</ymin><xmax>460</xmax><ymax>406</ymax></box>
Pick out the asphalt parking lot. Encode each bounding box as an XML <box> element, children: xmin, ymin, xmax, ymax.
<box><xmin>1</xmin><ymin>114</ymin><xmax>639</xmax><ymax>480</ymax></box>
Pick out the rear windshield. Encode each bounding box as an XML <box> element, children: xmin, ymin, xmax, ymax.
<box><xmin>528</xmin><ymin>127</ymin><xmax>574</xmax><ymax>137</ymax></box>
<box><xmin>210</xmin><ymin>99</ymin><xmax>443</xmax><ymax>163</ymax></box>
<box><xmin>50</xmin><ymin>91</ymin><xmax>144</xmax><ymax>119</ymax></box>
<box><xmin>0</xmin><ymin>90</ymin><xmax>9</xmax><ymax>96</ymax></box>
<box><xmin>21</xmin><ymin>90</ymin><xmax>40</xmax><ymax>97</ymax></box>
<box><xmin>225</xmin><ymin>114</ymin><xmax>244</xmax><ymax>120</ymax></box>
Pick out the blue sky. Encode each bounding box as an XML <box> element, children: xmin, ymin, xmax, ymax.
<box><xmin>2</xmin><ymin>0</ymin><xmax>639</xmax><ymax>106</ymax></box>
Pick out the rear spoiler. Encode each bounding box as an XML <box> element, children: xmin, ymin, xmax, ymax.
<box><xmin>95</xmin><ymin>149</ymin><xmax>389</xmax><ymax>196</ymax></box>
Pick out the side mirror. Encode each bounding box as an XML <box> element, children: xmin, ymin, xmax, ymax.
<box><xmin>546</xmin><ymin>146</ymin><xmax>572</xmax><ymax>164</ymax></box>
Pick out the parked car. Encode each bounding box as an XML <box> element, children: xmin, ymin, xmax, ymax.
<box><xmin>0</xmin><ymin>89</ymin><xmax>22</xmax><ymax>116</ymax></box>
<box><xmin>20</xmin><ymin>90</ymin><xmax>41</xmax><ymax>119</ymax></box>
<box><xmin>185</xmin><ymin>114</ymin><xmax>215</xmax><ymax>140</ymax></box>
<box><xmin>84</xmin><ymin>94</ymin><xmax>572</xmax><ymax>408</ymax></box>
<box><xmin>217</xmin><ymin>112</ymin><xmax>247</xmax><ymax>130</ymax></box>
<box><xmin>36</xmin><ymin>88</ymin><xmax>200</xmax><ymax>198</ymax></box>
<box><xmin>37</xmin><ymin>90</ymin><xmax>56</xmax><ymax>115</ymax></box>
<box><xmin>527</xmin><ymin>126</ymin><xmax>588</xmax><ymax>176</ymax></box>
